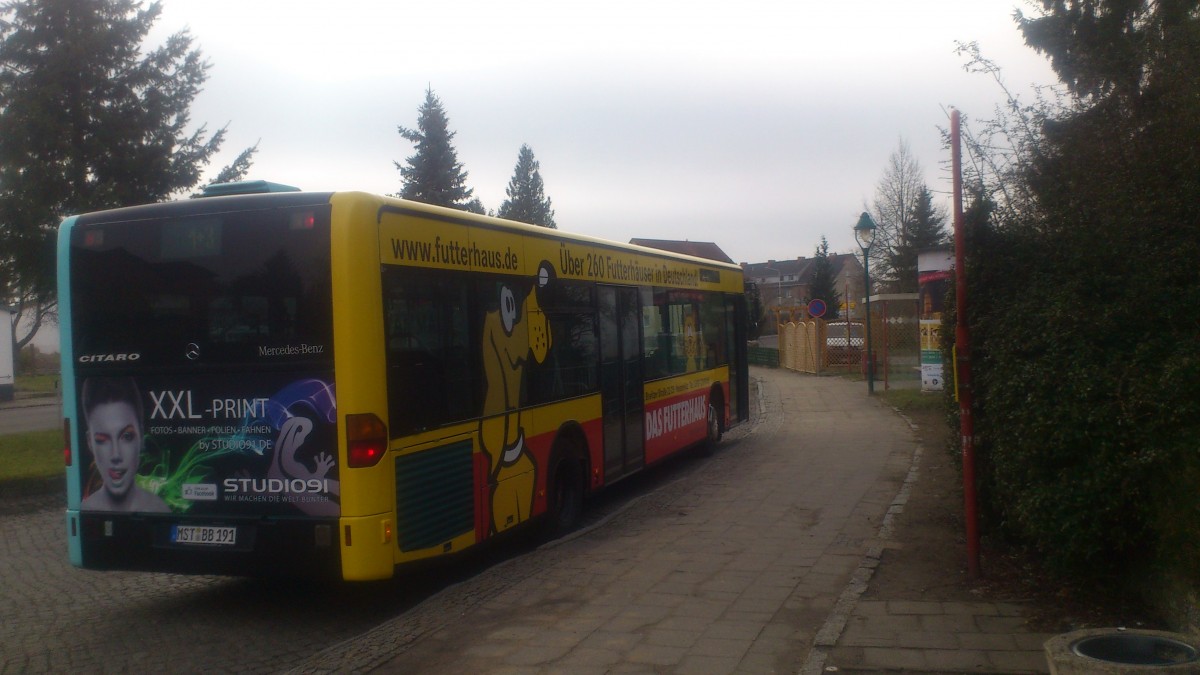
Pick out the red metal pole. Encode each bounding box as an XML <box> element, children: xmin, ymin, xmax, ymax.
<box><xmin>952</xmin><ymin>109</ymin><xmax>980</xmax><ymax>579</ymax></box>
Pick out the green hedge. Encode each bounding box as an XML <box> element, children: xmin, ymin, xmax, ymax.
<box><xmin>947</xmin><ymin>196</ymin><xmax>1200</xmax><ymax>591</ymax></box>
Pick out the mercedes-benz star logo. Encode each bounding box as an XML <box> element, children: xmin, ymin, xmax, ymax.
<box><xmin>185</xmin><ymin>342</ymin><xmax>201</xmax><ymax>360</ymax></box>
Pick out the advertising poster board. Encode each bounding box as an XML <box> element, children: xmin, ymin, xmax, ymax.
<box><xmin>918</xmin><ymin>248</ymin><xmax>953</xmax><ymax>391</ymax></box>
<box><xmin>76</xmin><ymin>373</ymin><xmax>339</xmax><ymax>516</ymax></box>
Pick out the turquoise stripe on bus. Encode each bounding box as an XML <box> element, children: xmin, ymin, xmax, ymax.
<box><xmin>57</xmin><ymin>215</ymin><xmax>82</xmax><ymax>567</ymax></box>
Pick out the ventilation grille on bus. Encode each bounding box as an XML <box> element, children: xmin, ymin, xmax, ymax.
<box><xmin>394</xmin><ymin>440</ymin><xmax>474</xmax><ymax>552</ymax></box>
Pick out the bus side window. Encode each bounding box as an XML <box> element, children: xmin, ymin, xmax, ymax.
<box><xmin>382</xmin><ymin>268</ymin><xmax>478</xmax><ymax>437</ymax></box>
<box><xmin>526</xmin><ymin>281</ymin><xmax>598</xmax><ymax>404</ymax></box>
<box><xmin>640</xmin><ymin>287</ymin><xmax>669</xmax><ymax>381</ymax></box>
<box><xmin>701</xmin><ymin>293</ymin><xmax>728</xmax><ymax>368</ymax></box>
<box><xmin>642</xmin><ymin>287</ymin><xmax>730</xmax><ymax>378</ymax></box>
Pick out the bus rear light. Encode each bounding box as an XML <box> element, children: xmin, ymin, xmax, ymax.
<box><xmin>289</xmin><ymin>211</ymin><xmax>316</xmax><ymax>230</ymax></box>
<box><xmin>349</xmin><ymin>441</ymin><xmax>384</xmax><ymax>467</ymax></box>
<box><xmin>346</xmin><ymin>413</ymin><xmax>387</xmax><ymax>468</ymax></box>
<box><xmin>63</xmin><ymin>418</ymin><xmax>72</xmax><ymax>466</ymax></box>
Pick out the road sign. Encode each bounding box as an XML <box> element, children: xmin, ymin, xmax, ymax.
<box><xmin>807</xmin><ymin>298</ymin><xmax>827</xmax><ymax>318</ymax></box>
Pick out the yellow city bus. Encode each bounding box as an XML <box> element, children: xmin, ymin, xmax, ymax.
<box><xmin>59</xmin><ymin>182</ymin><xmax>748</xmax><ymax>580</ymax></box>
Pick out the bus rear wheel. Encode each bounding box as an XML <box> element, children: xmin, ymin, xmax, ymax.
<box><xmin>704</xmin><ymin>388</ymin><xmax>724</xmax><ymax>450</ymax></box>
<box><xmin>546</xmin><ymin>455</ymin><xmax>583</xmax><ymax>537</ymax></box>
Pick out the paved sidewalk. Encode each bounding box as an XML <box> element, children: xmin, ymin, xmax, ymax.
<box><xmin>810</xmin><ymin>395</ymin><xmax>1055</xmax><ymax>675</ymax></box>
<box><xmin>293</xmin><ymin>368</ymin><xmax>1054</xmax><ymax>674</ymax></box>
<box><xmin>823</xmin><ymin>597</ymin><xmax>1051</xmax><ymax>673</ymax></box>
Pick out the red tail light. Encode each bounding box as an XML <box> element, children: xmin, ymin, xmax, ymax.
<box><xmin>289</xmin><ymin>211</ymin><xmax>316</xmax><ymax>230</ymax></box>
<box><xmin>63</xmin><ymin>418</ymin><xmax>72</xmax><ymax>466</ymax></box>
<box><xmin>346</xmin><ymin>413</ymin><xmax>387</xmax><ymax>468</ymax></box>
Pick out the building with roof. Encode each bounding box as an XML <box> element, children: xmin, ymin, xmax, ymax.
<box><xmin>741</xmin><ymin>253</ymin><xmax>866</xmax><ymax>328</ymax></box>
<box><xmin>628</xmin><ymin>238</ymin><xmax>735</xmax><ymax>264</ymax></box>
<box><xmin>627</xmin><ymin>237</ymin><xmax>866</xmax><ymax>332</ymax></box>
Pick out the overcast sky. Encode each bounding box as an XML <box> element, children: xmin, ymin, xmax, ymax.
<box><xmin>149</xmin><ymin>0</ymin><xmax>1056</xmax><ymax>265</ymax></box>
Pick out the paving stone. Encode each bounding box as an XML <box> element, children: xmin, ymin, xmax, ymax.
<box><xmin>677</xmin><ymin>654</ymin><xmax>741</xmax><ymax>675</ymax></box>
<box><xmin>923</xmin><ymin>647</ymin><xmax>992</xmax><ymax>671</ymax></box>
<box><xmin>893</xmin><ymin>629</ymin><xmax>962</xmax><ymax>650</ymax></box>
<box><xmin>987</xmin><ymin>648</ymin><xmax>1052</xmax><ymax>674</ymax></box>
<box><xmin>888</xmin><ymin>599</ymin><xmax>946</xmax><ymax>615</ymax></box>
<box><xmin>626</xmin><ymin>643</ymin><xmax>688</xmax><ymax>666</ymax></box>
<box><xmin>859</xmin><ymin>646</ymin><xmax>930</xmax><ymax>670</ymax></box>
<box><xmin>956</xmin><ymin>631</ymin><xmax>1021</xmax><ymax>651</ymax></box>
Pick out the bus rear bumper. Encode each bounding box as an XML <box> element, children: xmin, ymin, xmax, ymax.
<box><xmin>72</xmin><ymin>512</ymin><xmax>342</xmax><ymax>579</ymax></box>
<box><xmin>338</xmin><ymin>513</ymin><xmax>397</xmax><ymax>581</ymax></box>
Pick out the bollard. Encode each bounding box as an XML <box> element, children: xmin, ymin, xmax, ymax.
<box><xmin>1046</xmin><ymin>628</ymin><xmax>1200</xmax><ymax>674</ymax></box>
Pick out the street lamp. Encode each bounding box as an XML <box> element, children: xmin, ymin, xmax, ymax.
<box><xmin>854</xmin><ymin>212</ymin><xmax>877</xmax><ymax>394</ymax></box>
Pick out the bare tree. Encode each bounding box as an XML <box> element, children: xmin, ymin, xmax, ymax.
<box><xmin>867</xmin><ymin>139</ymin><xmax>925</xmax><ymax>289</ymax></box>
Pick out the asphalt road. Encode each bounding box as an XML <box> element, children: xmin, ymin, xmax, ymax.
<box><xmin>0</xmin><ymin>399</ymin><xmax>61</xmax><ymax>434</ymax></box>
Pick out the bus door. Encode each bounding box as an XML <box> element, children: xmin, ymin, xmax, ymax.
<box><xmin>598</xmin><ymin>285</ymin><xmax>644</xmax><ymax>481</ymax></box>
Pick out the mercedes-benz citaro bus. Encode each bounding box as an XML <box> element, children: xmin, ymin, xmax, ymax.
<box><xmin>60</xmin><ymin>181</ymin><xmax>749</xmax><ymax>580</ymax></box>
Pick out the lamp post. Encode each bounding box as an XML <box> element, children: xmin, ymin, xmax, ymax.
<box><xmin>854</xmin><ymin>212</ymin><xmax>877</xmax><ymax>394</ymax></box>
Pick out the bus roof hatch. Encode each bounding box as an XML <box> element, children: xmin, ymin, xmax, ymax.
<box><xmin>199</xmin><ymin>180</ymin><xmax>301</xmax><ymax>197</ymax></box>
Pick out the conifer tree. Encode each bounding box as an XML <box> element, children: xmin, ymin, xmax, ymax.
<box><xmin>0</xmin><ymin>0</ymin><xmax>246</xmax><ymax>352</ymax></box>
<box><xmin>208</xmin><ymin>141</ymin><xmax>260</xmax><ymax>186</ymax></box>
<box><xmin>394</xmin><ymin>87</ymin><xmax>480</xmax><ymax>211</ymax></box>
<box><xmin>497</xmin><ymin>144</ymin><xmax>556</xmax><ymax>228</ymax></box>
<box><xmin>808</xmin><ymin>236</ymin><xmax>841</xmax><ymax>320</ymax></box>
<box><xmin>884</xmin><ymin>186</ymin><xmax>947</xmax><ymax>293</ymax></box>
<box><xmin>868</xmin><ymin>141</ymin><xmax>947</xmax><ymax>292</ymax></box>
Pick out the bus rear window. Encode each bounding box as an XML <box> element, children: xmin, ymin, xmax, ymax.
<box><xmin>70</xmin><ymin>206</ymin><xmax>333</xmax><ymax>368</ymax></box>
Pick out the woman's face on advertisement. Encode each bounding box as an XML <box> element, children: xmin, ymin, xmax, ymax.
<box><xmin>87</xmin><ymin>401</ymin><xmax>142</xmax><ymax>498</ymax></box>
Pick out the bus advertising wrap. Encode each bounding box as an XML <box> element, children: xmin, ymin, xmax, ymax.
<box><xmin>377</xmin><ymin>211</ymin><xmax>741</xmax><ymax>293</ymax></box>
<box><xmin>642</xmin><ymin>375</ymin><xmax>717</xmax><ymax>463</ymax></box>
<box><xmin>76</xmin><ymin>373</ymin><xmax>339</xmax><ymax>517</ymax></box>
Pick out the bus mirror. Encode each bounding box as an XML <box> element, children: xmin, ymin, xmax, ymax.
<box><xmin>346</xmin><ymin>413</ymin><xmax>387</xmax><ymax>468</ymax></box>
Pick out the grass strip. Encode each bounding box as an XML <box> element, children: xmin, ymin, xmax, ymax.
<box><xmin>0</xmin><ymin>429</ymin><xmax>63</xmax><ymax>481</ymax></box>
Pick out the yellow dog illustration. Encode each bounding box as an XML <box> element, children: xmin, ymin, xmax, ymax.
<box><xmin>480</xmin><ymin>269</ymin><xmax>552</xmax><ymax>533</ymax></box>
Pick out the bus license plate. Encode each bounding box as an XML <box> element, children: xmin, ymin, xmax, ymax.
<box><xmin>172</xmin><ymin>525</ymin><xmax>237</xmax><ymax>546</ymax></box>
